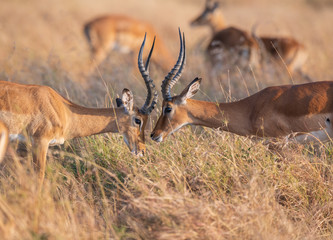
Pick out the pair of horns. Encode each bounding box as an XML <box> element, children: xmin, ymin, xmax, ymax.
<box><xmin>139</xmin><ymin>28</ymin><xmax>186</xmax><ymax>107</ymax></box>
<box><xmin>138</xmin><ymin>33</ymin><xmax>158</xmax><ymax>115</ymax></box>
<box><xmin>161</xmin><ymin>28</ymin><xmax>186</xmax><ymax>101</ymax></box>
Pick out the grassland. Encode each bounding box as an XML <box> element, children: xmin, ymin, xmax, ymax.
<box><xmin>0</xmin><ymin>0</ymin><xmax>333</xmax><ymax>239</ymax></box>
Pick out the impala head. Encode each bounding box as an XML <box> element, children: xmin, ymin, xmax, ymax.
<box><xmin>190</xmin><ymin>0</ymin><xmax>221</xmax><ymax>27</ymax></box>
<box><xmin>117</xmin><ymin>33</ymin><xmax>157</xmax><ymax>155</ymax></box>
<box><xmin>151</xmin><ymin>78</ymin><xmax>202</xmax><ymax>142</ymax></box>
<box><xmin>150</xmin><ymin>29</ymin><xmax>201</xmax><ymax>142</ymax></box>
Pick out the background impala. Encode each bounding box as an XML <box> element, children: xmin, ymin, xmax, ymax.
<box><xmin>191</xmin><ymin>0</ymin><xmax>307</xmax><ymax>74</ymax></box>
<box><xmin>84</xmin><ymin>15</ymin><xmax>174</xmax><ymax>72</ymax></box>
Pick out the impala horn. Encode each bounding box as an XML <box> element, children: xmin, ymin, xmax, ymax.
<box><xmin>138</xmin><ymin>33</ymin><xmax>158</xmax><ymax>115</ymax></box>
<box><xmin>161</xmin><ymin>28</ymin><xmax>186</xmax><ymax>101</ymax></box>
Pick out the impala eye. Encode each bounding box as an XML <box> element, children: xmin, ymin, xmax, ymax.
<box><xmin>135</xmin><ymin>118</ymin><xmax>141</xmax><ymax>125</ymax></box>
<box><xmin>164</xmin><ymin>107</ymin><xmax>172</xmax><ymax>113</ymax></box>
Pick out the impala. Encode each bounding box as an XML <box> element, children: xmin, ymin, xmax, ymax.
<box><xmin>0</xmin><ymin>34</ymin><xmax>157</xmax><ymax>185</ymax></box>
<box><xmin>0</xmin><ymin>121</ymin><xmax>8</xmax><ymax>162</ymax></box>
<box><xmin>150</xmin><ymin>32</ymin><xmax>333</xmax><ymax>144</ymax></box>
<box><xmin>84</xmin><ymin>15</ymin><xmax>174</xmax><ymax>71</ymax></box>
<box><xmin>190</xmin><ymin>0</ymin><xmax>307</xmax><ymax>72</ymax></box>
<box><xmin>251</xmin><ymin>24</ymin><xmax>308</xmax><ymax>73</ymax></box>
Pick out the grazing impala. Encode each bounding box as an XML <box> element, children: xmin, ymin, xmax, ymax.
<box><xmin>0</xmin><ymin>121</ymin><xmax>8</xmax><ymax>162</ymax></box>
<box><xmin>190</xmin><ymin>0</ymin><xmax>307</xmax><ymax>72</ymax></box>
<box><xmin>0</xmin><ymin>34</ymin><xmax>157</xmax><ymax>185</ymax></box>
<box><xmin>150</xmin><ymin>32</ymin><xmax>333</xmax><ymax>144</ymax></box>
<box><xmin>84</xmin><ymin>15</ymin><xmax>174</xmax><ymax>71</ymax></box>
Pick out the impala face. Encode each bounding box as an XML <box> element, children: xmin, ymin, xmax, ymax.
<box><xmin>150</xmin><ymin>100</ymin><xmax>187</xmax><ymax>142</ymax></box>
<box><xmin>115</xmin><ymin>32</ymin><xmax>158</xmax><ymax>155</ymax></box>
<box><xmin>151</xmin><ymin>78</ymin><xmax>201</xmax><ymax>142</ymax></box>
<box><xmin>123</xmin><ymin>112</ymin><xmax>148</xmax><ymax>156</ymax></box>
<box><xmin>116</xmin><ymin>89</ymin><xmax>149</xmax><ymax>156</ymax></box>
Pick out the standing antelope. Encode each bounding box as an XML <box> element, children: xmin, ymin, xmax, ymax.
<box><xmin>190</xmin><ymin>0</ymin><xmax>307</xmax><ymax>73</ymax></box>
<box><xmin>0</xmin><ymin>121</ymin><xmax>9</xmax><ymax>162</ymax></box>
<box><xmin>0</xmin><ymin>34</ymin><xmax>157</xmax><ymax>185</ymax></box>
<box><xmin>84</xmin><ymin>15</ymin><xmax>174</xmax><ymax>71</ymax></box>
<box><xmin>150</xmin><ymin>31</ymin><xmax>333</xmax><ymax>144</ymax></box>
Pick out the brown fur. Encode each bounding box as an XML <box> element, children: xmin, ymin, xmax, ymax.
<box><xmin>84</xmin><ymin>15</ymin><xmax>174</xmax><ymax>71</ymax></box>
<box><xmin>0</xmin><ymin>81</ymin><xmax>150</xmax><ymax>186</ymax></box>
<box><xmin>151</xmin><ymin>81</ymin><xmax>333</xmax><ymax>142</ymax></box>
<box><xmin>0</xmin><ymin>121</ymin><xmax>8</xmax><ymax>162</ymax></box>
<box><xmin>258</xmin><ymin>37</ymin><xmax>307</xmax><ymax>71</ymax></box>
<box><xmin>190</xmin><ymin>1</ymin><xmax>306</xmax><ymax>71</ymax></box>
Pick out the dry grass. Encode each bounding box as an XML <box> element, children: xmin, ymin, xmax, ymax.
<box><xmin>0</xmin><ymin>0</ymin><xmax>333</xmax><ymax>239</ymax></box>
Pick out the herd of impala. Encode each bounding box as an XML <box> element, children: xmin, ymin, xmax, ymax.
<box><xmin>0</xmin><ymin>0</ymin><xmax>332</xmax><ymax>186</ymax></box>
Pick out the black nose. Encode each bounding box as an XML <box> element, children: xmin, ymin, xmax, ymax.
<box><xmin>150</xmin><ymin>132</ymin><xmax>154</xmax><ymax>138</ymax></box>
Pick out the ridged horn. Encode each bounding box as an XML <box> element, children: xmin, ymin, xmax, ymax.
<box><xmin>161</xmin><ymin>28</ymin><xmax>186</xmax><ymax>101</ymax></box>
<box><xmin>138</xmin><ymin>33</ymin><xmax>158</xmax><ymax>115</ymax></box>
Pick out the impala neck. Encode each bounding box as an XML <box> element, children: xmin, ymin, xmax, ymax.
<box><xmin>67</xmin><ymin>104</ymin><xmax>122</xmax><ymax>139</ymax></box>
<box><xmin>186</xmin><ymin>99</ymin><xmax>252</xmax><ymax>136</ymax></box>
<box><xmin>210</xmin><ymin>10</ymin><xmax>226</xmax><ymax>34</ymax></box>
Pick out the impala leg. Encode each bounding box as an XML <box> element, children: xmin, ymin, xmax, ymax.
<box><xmin>31</xmin><ymin>138</ymin><xmax>49</xmax><ymax>233</ymax></box>
<box><xmin>32</xmin><ymin>139</ymin><xmax>49</xmax><ymax>189</ymax></box>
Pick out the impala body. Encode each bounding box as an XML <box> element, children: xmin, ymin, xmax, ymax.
<box><xmin>207</xmin><ymin>27</ymin><xmax>258</xmax><ymax>69</ymax></box>
<box><xmin>152</xmin><ymin>79</ymin><xmax>333</xmax><ymax>143</ymax></box>
<box><xmin>84</xmin><ymin>15</ymin><xmax>173</xmax><ymax>71</ymax></box>
<box><xmin>191</xmin><ymin>0</ymin><xmax>307</xmax><ymax>72</ymax></box>
<box><xmin>0</xmin><ymin>121</ymin><xmax>8</xmax><ymax>162</ymax></box>
<box><xmin>150</xmin><ymin>30</ymin><xmax>333</xmax><ymax>144</ymax></box>
<box><xmin>256</xmin><ymin>36</ymin><xmax>307</xmax><ymax>72</ymax></box>
<box><xmin>0</xmin><ymin>33</ymin><xmax>158</xmax><ymax>185</ymax></box>
<box><xmin>0</xmin><ymin>81</ymin><xmax>146</xmax><ymax>181</ymax></box>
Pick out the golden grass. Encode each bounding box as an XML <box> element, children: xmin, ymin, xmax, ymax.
<box><xmin>1</xmin><ymin>0</ymin><xmax>333</xmax><ymax>239</ymax></box>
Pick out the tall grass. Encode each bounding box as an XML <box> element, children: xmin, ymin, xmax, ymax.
<box><xmin>0</xmin><ymin>0</ymin><xmax>333</xmax><ymax>239</ymax></box>
<box><xmin>0</xmin><ymin>130</ymin><xmax>332</xmax><ymax>239</ymax></box>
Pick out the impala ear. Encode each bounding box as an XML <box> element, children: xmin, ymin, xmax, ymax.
<box><xmin>122</xmin><ymin>88</ymin><xmax>134</xmax><ymax>111</ymax></box>
<box><xmin>179</xmin><ymin>77</ymin><xmax>202</xmax><ymax>103</ymax></box>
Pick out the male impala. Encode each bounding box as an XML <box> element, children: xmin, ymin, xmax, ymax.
<box><xmin>84</xmin><ymin>15</ymin><xmax>174</xmax><ymax>71</ymax></box>
<box><xmin>0</xmin><ymin>34</ymin><xmax>157</xmax><ymax>185</ymax></box>
<box><xmin>0</xmin><ymin>121</ymin><xmax>8</xmax><ymax>162</ymax></box>
<box><xmin>150</xmin><ymin>32</ymin><xmax>333</xmax><ymax>144</ymax></box>
<box><xmin>190</xmin><ymin>0</ymin><xmax>307</xmax><ymax>73</ymax></box>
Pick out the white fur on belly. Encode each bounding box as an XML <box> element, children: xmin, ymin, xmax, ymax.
<box><xmin>9</xmin><ymin>134</ymin><xmax>64</xmax><ymax>146</ymax></box>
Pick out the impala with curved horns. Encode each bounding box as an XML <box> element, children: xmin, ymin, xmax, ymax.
<box><xmin>151</xmin><ymin>32</ymin><xmax>333</xmax><ymax>144</ymax></box>
<box><xmin>0</xmin><ymin>33</ymin><xmax>157</xmax><ymax>185</ymax></box>
<box><xmin>190</xmin><ymin>0</ymin><xmax>307</xmax><ymax>73</ymax></box>
<box><xmin>0</xmin><ymin>121</ymin><xmax>8</xmax><ymax>162</ymax></box>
